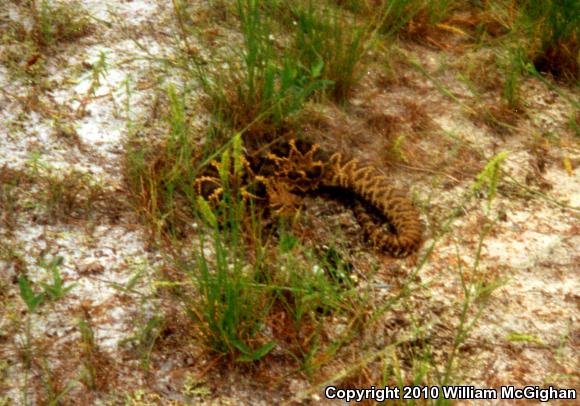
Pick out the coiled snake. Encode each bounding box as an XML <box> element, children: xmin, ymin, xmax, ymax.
<box><xmin>195</xmin><ymin>139</ymin><xmax>422</xmax><ymax>257</ymax></box>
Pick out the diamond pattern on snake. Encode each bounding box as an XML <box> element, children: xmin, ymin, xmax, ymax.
<box><xmin>195</xmin><ymin>139</ymin><xmax>422</xmax><ymax>257</ymax></box>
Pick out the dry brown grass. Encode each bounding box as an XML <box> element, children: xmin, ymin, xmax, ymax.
<box><xmin>0</xmin><ymin>0</ymin><xmax>94</xmax><ymax>81</ymax></box>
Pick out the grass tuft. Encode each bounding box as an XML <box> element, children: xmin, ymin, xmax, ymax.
<box><xmin>520</xmin><ymin>0</ymin><xmax>579</xmax><ymax>82</ymax></box>
<box><xmin>1</xmin><ymin>0</ymin><xmax>93</xmax><ymax>79</ymax></box>
<box><xmin>290</xmin><ymin>0</ymin><xmax>371</xmax><ymax>101</ymax></box>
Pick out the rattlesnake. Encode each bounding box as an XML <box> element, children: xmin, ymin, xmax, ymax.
<box><xmin>195</xmin><ymin>139</ymin><xmax>422</xmax><ymax>257</ymax></box>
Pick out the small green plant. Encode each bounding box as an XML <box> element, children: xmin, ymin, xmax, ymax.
<box><xmin>20</xmin><ymin>254</ymin><xmax>75</xmax><ymax>307</ymax></box>
<box><xmin>26</xmin><ymin>154</ymin><xmax>105</xmax><ymax>221</ymax></box>
<box><xmin>472</xmin><ymin>151</ymin><xmax>509</xmax><ymax>208</ymax></box>
<box><xmin>38</xmin><ymin>255</ymin><xmax>76</xmax><ymax>301</ymax></box>
<box><xmin>183</xmin><ymin>137</ymin><xmax>364</xmax><ymax>366</ymax></box>
<box><xmin>39</xmin><ymin>358</ymin><xmax>77</xmax><ymax>406</ymax></box>
<box><xmin>16</xmin><ymin>253</ymin><xmax>76</xmax><ymax>402</ymax></box>
<box><xmin>391</xmin><ymin>134</ymin><xmax>408</xmax><ymax>163</ymax></box>
<box><xmin>77</xmin><ymin>51</ymin><xmax>108</xmax><ymax>115</ymax></box>
<box><xmin>507</xmin><ymin>332</ymin><xmax>544</xmax><ymax>345</ymax></box>
<box><xmin>182</xmin><ymin>373</ymin><xmax>212</xmax><ymax>399</ymax></box>
<box><xmin>439</xmin><ymin>241</ymin><xmax>504</xmax><ymax>386</ymax></box>
<box><xmin>25</xmin><ymin>152</ymin><xmax>50</xmax><ymax>175</ymax></box>
<box><xmin>124</xmin><ymin>316</ymin><xmax>165</xmax><ymax>371</ymax></box>
<box><xmin>41</xmin><ymin>171</ymin><xmax>90</xmax><ymax>219</ymax></box>
<box><xmin>123</xmin><ymin>85</ymin><xmax>201</xmax><ymax>239</ymax></box>
<box><xmin>18</xmin><ymin>275</ymin><xmax>45</xmax><ymax>313</ymax></box>
<box><xmin>188</xmin><ymin>228</ymin><xmax>276</xmax><ymax>360</ymax></box>
<box><xmin>78</xmin><ymin>313</ymin><xmax>99</xmax><ymax>390</ymax></box>
<box><xmin>569</xmin><ymin>112</ymin><xmax>580</xmax><ymax>138</ymax></box>
<box><xmin>272</xmin><ymin>243</ymin><xmax>361</xmax><ymax>374</ymax></box>
<box><xmin>0</xmin><ymin>168</ymin><xmax>28</xmax><ymax>235</ymax></box>
<box><xmin>501</xmin><ymin>47</ymin><xmax>525</xmax><ymax>109</ymax></box>
<box><xmin>289</xmin><ymin>0</ymin><xmax>371</xmax><ymax>101</ymax></box>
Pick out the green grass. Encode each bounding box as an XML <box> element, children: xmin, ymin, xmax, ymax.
<box><xmin>179</xmin><ymin>0</ymin><xmax>328</xmax><ymax>137</ymax></box>
<box><xmin>174</xmin><ymin>0</ymin><xmax>382</xmax><ymax>140</ymax></box>
<box><xmin>186</xmin><ymin>140</ymin><xmax>273</xmax><ymax>359</ymax></box>
<box><xmin>32</xmin><ymin>0</ymin><xmax>93</xmax><ymax>48</ymax></box>
<box><xmin>77</xmin><ymin>312</ymin><xmax>100</xmax><ymax>391</ymax></box>
<box><xmin>186</xmin><ymin>227</ymin><xmax>275</xmax><ymax>361</ymax></box>
<box><xmin>338</xmin><ymin>0</ymin><xmax>457</xmax><ymax>37</ymax></box>
<box><xmin>288</xmin><ymin>0</ymin><xmax>372</xmax><ymax>102</ymax></box>
<box><xmin>1</xmin><ymin>0</ymin><xmax>577</xmax><ymax>403</ymax></box>
<box><xmin>124</xmin><ymin>117</ymin><xmax>373</xmax><ymax>367</ymax></box>
<box><xmin>15</xmin><ymin>251</ymin><xmax>77</xmax><ymax>405</ymax></box>
<box><xmin>175</xmin><ymin>139</ymin><xmax>365</xmax><ymax>365</ymax></box>
<box><xmin>500</xmin><ymin>46</ymin><xmax>525</xmax><ymax>109</ymax></box>
<box><xmin>38</xmin><ymin>358</ymin><xmax>77</xmax><ymax>406</ymax></box>
<box><xmin>519</xmin><ymin>0</ymin><xmax>579</xmax><ymax>82</ymax></box>
<box><xmin>480</xmin><ymin>0</ymin><xmax>579</xmax><ymax>107</ymax></box>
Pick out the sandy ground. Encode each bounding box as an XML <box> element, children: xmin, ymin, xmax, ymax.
<box><xmin>0</xmin><ymin>1</ymin><xmax>578</xmax><ymax>404</ymax></box>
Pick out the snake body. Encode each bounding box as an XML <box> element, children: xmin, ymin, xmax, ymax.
<box><xmin>195</xmin><ymin>139</ymin><xmax>422</xmax><ymax>257</ymax></box>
